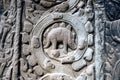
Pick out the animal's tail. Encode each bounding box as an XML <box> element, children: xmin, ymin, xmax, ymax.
<box><xmin>44</xmin><ymin>39</ymin><xmax>50</xmax><ymax>48</ymax></box>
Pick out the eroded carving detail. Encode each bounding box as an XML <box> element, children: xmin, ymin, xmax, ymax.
<box><xmin>43</xmin><ymin>22</ymin><xmax>77</xmax><ymax>54</ymax></box>
<box><xmin>30</xmin><ymin>11</ymin><xmax>94</xmax><ymax>79</ymax></box>
<box><xmin>0</xmin><ymin>0</ymin><xmax>95</xmax><ymax>79</ymax></box>
<box><xmin>105</xmin><ymin>20</ymin><xmax>120</xmax><ymax>80</ymax></box>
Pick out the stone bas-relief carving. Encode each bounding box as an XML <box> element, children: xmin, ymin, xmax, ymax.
<box><xmin>31</xmin><ymin>11</ymin><xmax>94</xmax><ymax>78</ymax></box>
<box><xmin>96</xmin><ymin>0</ymin><xmax>120</xmax><ymax>80</ymax></box>
<box><xmin>104</xmin><ymin>20</ymin><xmax>120</xmax><ymax>80</ymax></box>
<box><xmin>0</xmin><ymin>0</ymin><xmax>95</xmax><ymax>80</ymax></box>
<box><xmin>44</xmin><ymin>23</ymin><xmax>77</xmax><ymax>52</ymax></box>
<box><xmin>104</xmin><ymin>0</ymin><xmax>120</xmax><ymax>21</ymax></box>
<box><xmin>43</xmin><ymin>22</ymin><xmax>77</xmax><ymax>57</ymax></box>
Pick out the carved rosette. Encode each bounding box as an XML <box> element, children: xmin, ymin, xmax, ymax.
<box><xmin>30</xmin><ymin>12</ymin><xmax>94</xmax><ymax>80</ymax></box>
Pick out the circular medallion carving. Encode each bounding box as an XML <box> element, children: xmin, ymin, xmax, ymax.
<box><xmin>42</xmin><ymin>21</ymin><xmax>78</xmax><ymax>61</ymax></box>
<box><xmin>31</xmin><ymin>13</ymin><xmax>88</xmax><ymax>75</ymax></box>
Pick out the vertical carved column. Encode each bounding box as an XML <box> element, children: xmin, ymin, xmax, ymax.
<box><xmin>95</xmin><ymin>0</ymin><xmax>105</xmax><ymax>80</ymax></box>
<box><xmin>13</xmin><ymin>0</ymin><xmax>23</xmax><ymax>79</ymax></box>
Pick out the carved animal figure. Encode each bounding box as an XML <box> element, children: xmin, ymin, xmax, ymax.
<box><xmin>44</xmin><ymin>27</ymin><xmax>77</xmax><ymax>53</ymax></box>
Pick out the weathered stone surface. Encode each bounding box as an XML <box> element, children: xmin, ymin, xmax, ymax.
<box><xmin>85</xmin><ymin>21</ymin><xmax>94</xmax><ymax>33</ymax></box>
<box><xmin>22</xmin><ymin>32</ymin><xmax>30</xmax><ymax>44</ymax></box>
<box><xmin>0</xmin><ymin>0</ymin><xmax>113</xmax><ymax>80</ymax></box>
<box><xmin>72</xmin><ymin>59</ymin><xmax>87</xmax><ymax>71</ymax></box>
<box><xmin>22</xmin><ymin>44</ymin><xmax>30</xmax><ymax>56</ymax></box>
<box><xmin>88</xmin><ymin>34</ymin><xmax>94</xmax><ymax>46</ymax></box>
<box><xmin>33</xmin><ymin>66</ymin><xmax>44</xmax><ymax>76</ymax></box>
<box><xmin>31</xmin><ymin>36</ymin><xmax>40</xmax><ymax>48</ymax></box>
<box><xmin>23</xmin><ymin>20</ymin><xmax>33</xmax><ymax>33</ymax></box>
<box><xmin>103</xmin><ymin>0</ymin><xmax>120</xmax><ymax>79</ymax></box>
<box><xmin>84</xmin><ymin>48</ymin><xmax>93</xmax><ymax>61</ymax></box>
<box><xmin>27</xmin><ymin>54</ymin><xmax>37</xmax><ymax>67</ymax></box>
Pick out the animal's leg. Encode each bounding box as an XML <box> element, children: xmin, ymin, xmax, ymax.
<box><xmin>52</xmin><ymin>39</ymin><xmax>57</xmax><ymax>50</ymax></box>
<box><xmin>63</xmin><ymin>40</ymin><xmax>67</xmax><ymax>54</ymax></box>
<box><xmin>44</xmin><ymin>38</ymin><xmax>50</xmax><ymax>48</ymax></box>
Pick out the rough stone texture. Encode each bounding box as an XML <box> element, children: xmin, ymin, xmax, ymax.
<box><xmin>102</xmin><ymin>0</ymin><xmax>120</xmax><ymax>80</ymax></box>
<box><xmin>0</xmin><ymin>0</ymin><xmax>120</xmax><ymax>80</ymax></box>
<box><xmin>0</xmin><ymin>0</ymin><xmax>3</xmax><ymax>15</ymax></box>
<box><xmin>0</xmin><ymin>0</ymin><xmax>95</xmax><ymax>79</ymax></box>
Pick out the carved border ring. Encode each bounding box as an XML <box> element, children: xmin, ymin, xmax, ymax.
<box><xmin>31</xmin><ymin>13</ymin><xmax>87</xmax><ymax>64</ymax></box>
